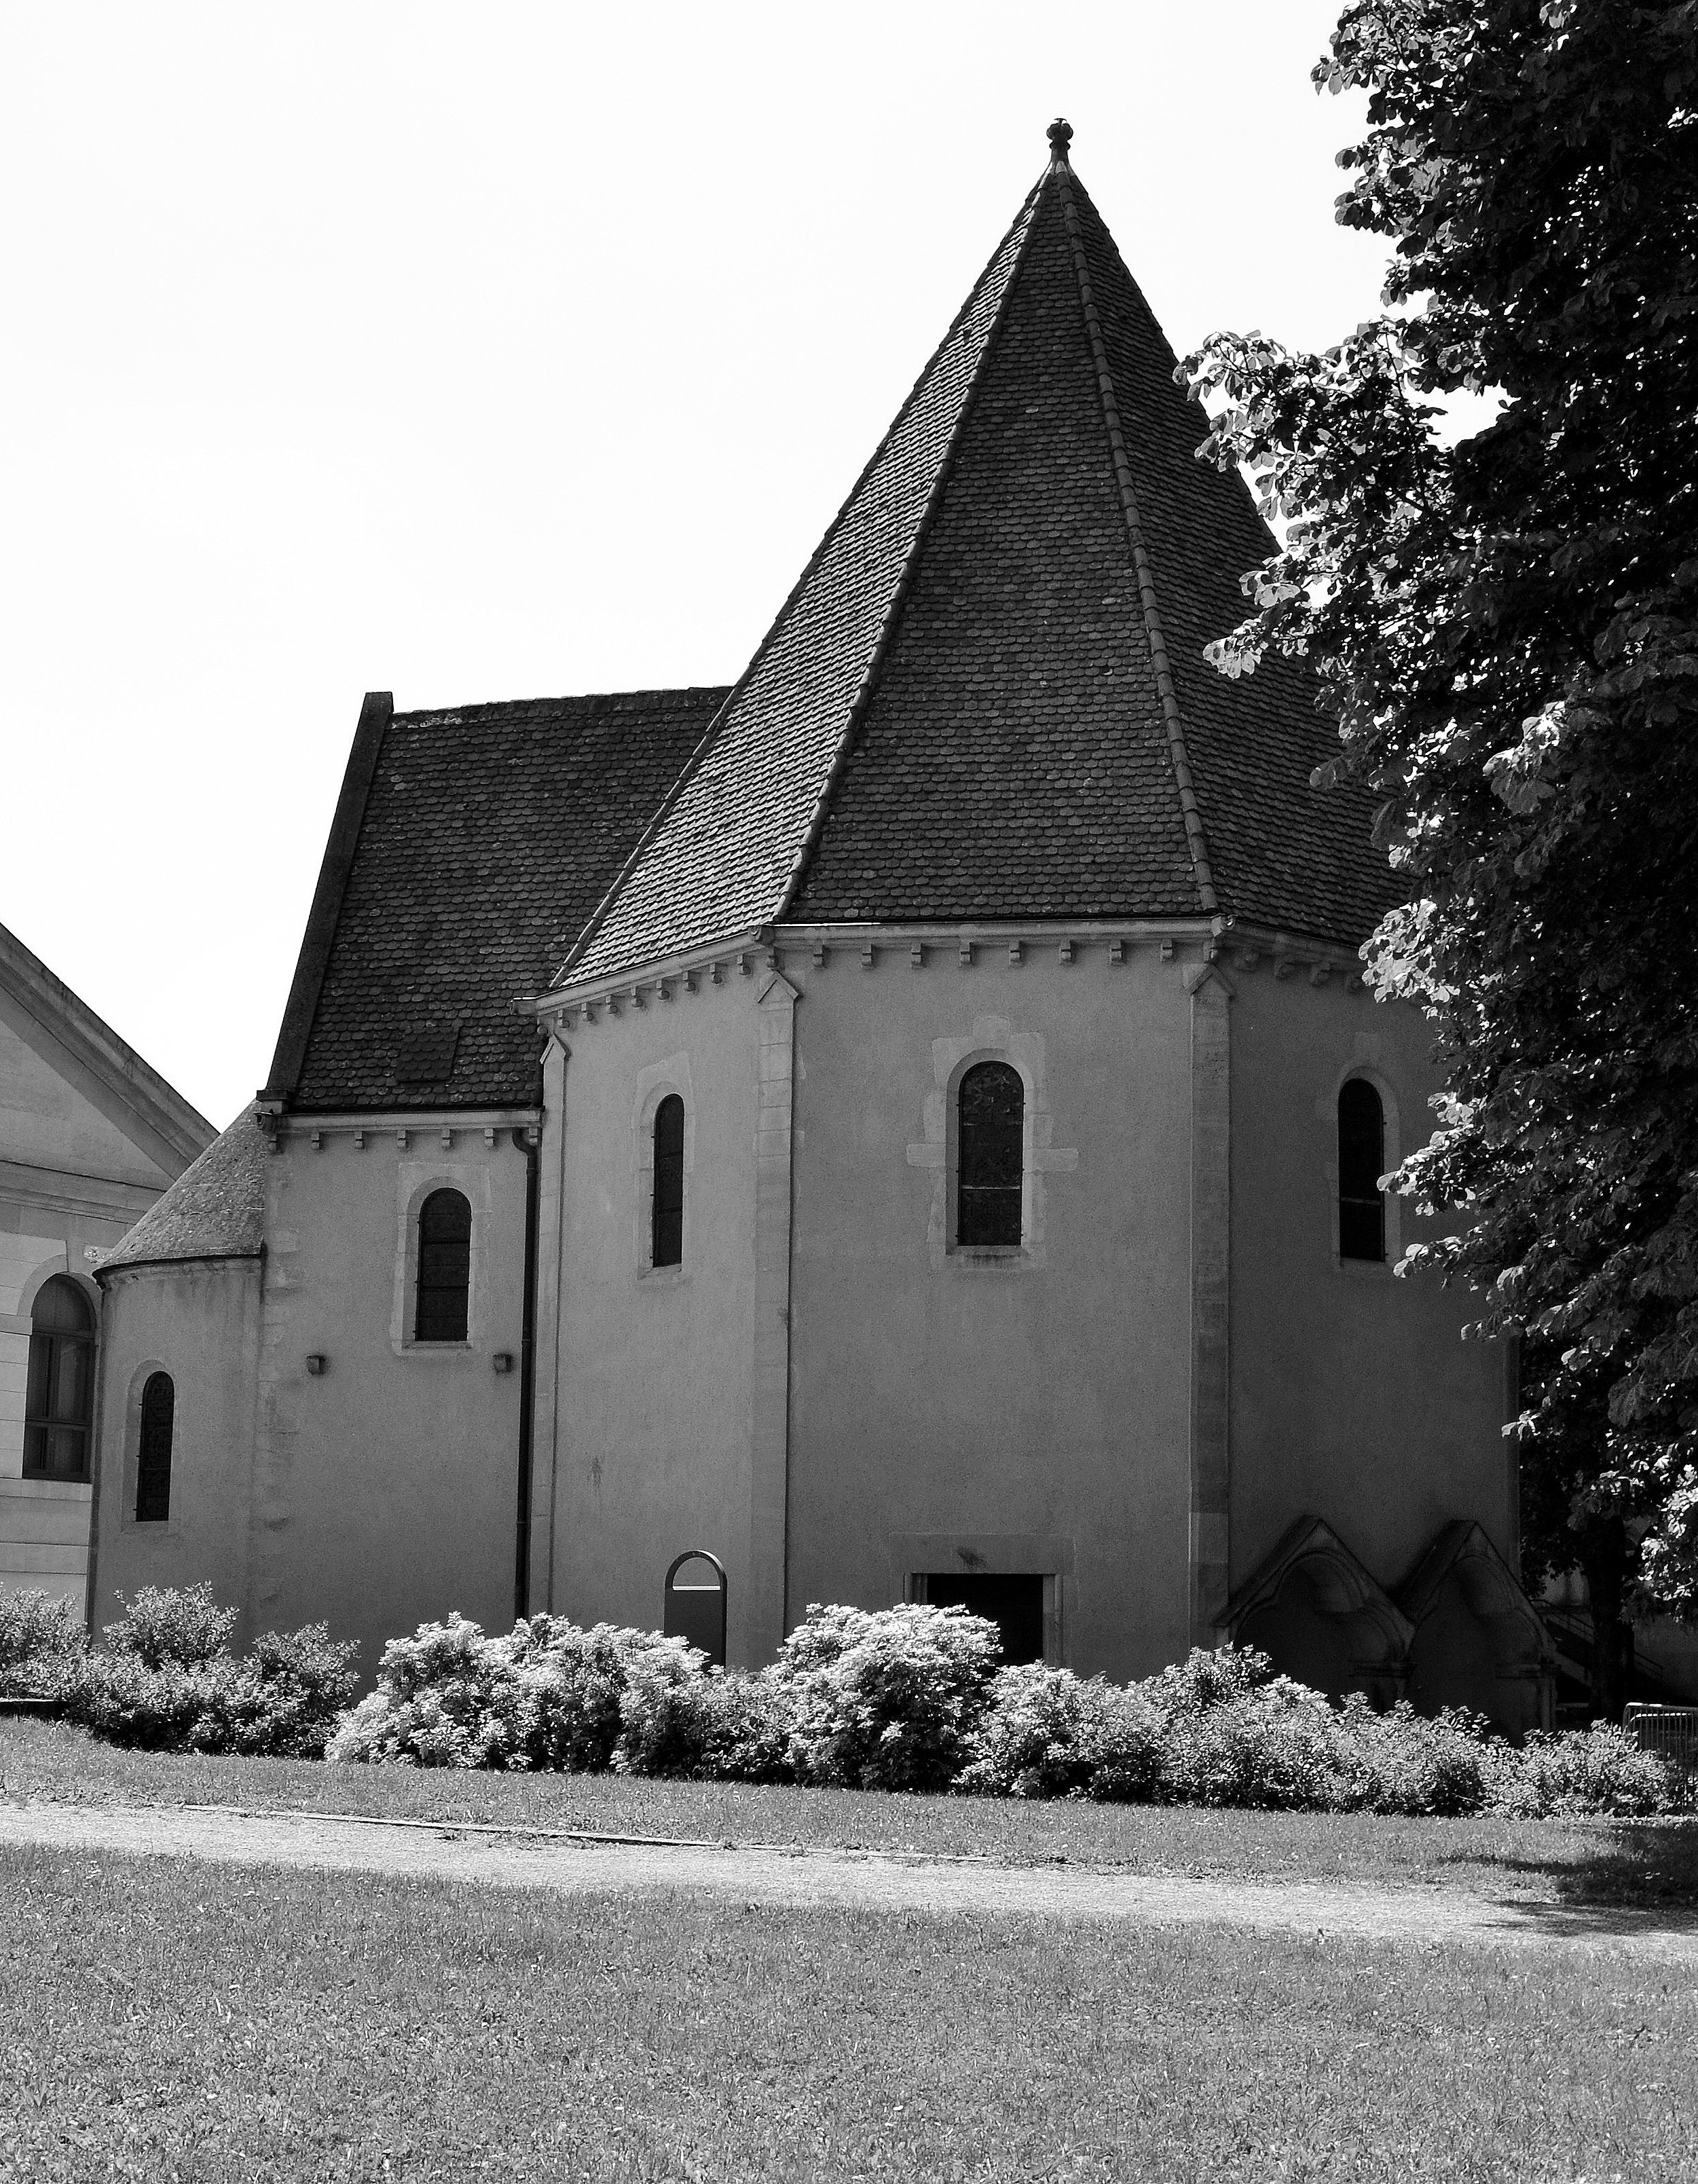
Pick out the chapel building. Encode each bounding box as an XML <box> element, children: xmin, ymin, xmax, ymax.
<box><xmin>90</xmin><ymin>124</ymin><xmax>1555</xmax><ymax>1730</ymax></box>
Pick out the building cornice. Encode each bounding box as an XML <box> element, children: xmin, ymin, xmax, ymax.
<box><xmin>253</xmin><ymin>1101</ymin><xmax>542</xmax><ymax>1154</ymax></box>
<box><xmin>96</xmin><ymin>1250</ymin><xmax>265</xmax><ymax>1285</ymax></box>
<box><xmin>527</xmin><ymin>914</ymin><xmax>1388</xmax><ymax>1027</ymax></box>
<box><xmin>0</xmin><ymin>1157</ymin><xmax>166</xmax><ymax>1223</ymax></box>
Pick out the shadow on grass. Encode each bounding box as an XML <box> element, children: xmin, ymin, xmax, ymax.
<box><xmin>1439</xmin><ymin>1821</ymin><xmax>1698</xmax><ymax>1940</ymax></box>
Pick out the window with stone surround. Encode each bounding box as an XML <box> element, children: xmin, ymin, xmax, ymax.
<box><xmin>414</xmin><ymin>1188</ymin><xmax>472</xmax><ymax>1341</ymax></box>
<box><xmin>652</xmin><ymin>1094</ymin><xmax>685</xmax><ymax>1269</ymax></box>
<box><xmin>23</xmin><ymin>1276</ymin><xmax>94</xmax><ymax>1482</ymax></box>
<box><xmin>135</xmin><ymin>1372</ymin><xmax>174</xmax><ymax>1522</ymax></box>
<box><xmin>956</xmin><ymin>1061</ymin><xmax>1024</xmax><ymax>1247</ymax></box>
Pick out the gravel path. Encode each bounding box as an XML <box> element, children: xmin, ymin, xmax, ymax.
<box><xmin>3</xmin><ymin>1799</ymin><xmax>1695</xmax><ymax>1959</ymax></box>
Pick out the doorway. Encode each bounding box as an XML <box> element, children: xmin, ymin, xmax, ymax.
<box><xmin>921</xmin><ymin>1572</ymin><xmax>1046</xmax><ymax>1666</ymax></box>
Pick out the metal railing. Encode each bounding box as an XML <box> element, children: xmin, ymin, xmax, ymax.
<box><xmin>1625</xmin><ymin>1702</ymin><xmax>1698</xmax><ymax>1779</ymax></box>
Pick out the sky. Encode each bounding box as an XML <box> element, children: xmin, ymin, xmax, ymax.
<box><xmin>1</xmin><ymin>1</ymin><xmax>1395</xmax><ymax>1134</ymax></box>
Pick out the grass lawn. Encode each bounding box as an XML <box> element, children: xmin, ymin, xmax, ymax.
<box><xmin>4</xmin><ymin>1717</ymin><xmax>1698</xmax><ymax>1911</ymax></box>
<box><xmin>3</xmin><ymin>1840</ymin><xmax>1696</xmax><ymax>2184</ymax></box>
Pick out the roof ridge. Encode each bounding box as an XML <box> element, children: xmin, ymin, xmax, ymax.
<box><xmin>1052</xmin><ymin>153</ymin><xmax>1219</xmax><ymax>919</ymax></box>
<box><xmin>772</xmin><ymin>170</ymin><xmax>1054</xmax><ymax>923</ymax></box>
<box><xmin>553</xmin><ymin>175</ymin><xmax>1049</xmax><ymax>989</ymax></box>
<box><xmin>396</xmin><ymin>684</ymin><xmax>732</xmax><ymax>724</ymax></box>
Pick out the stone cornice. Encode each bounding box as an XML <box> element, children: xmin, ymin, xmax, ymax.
<box><xmin>528</xmin><ymin>914</ymin><xmax>1389</xmax><ymax>1028</ymax></box>
<box><xmin>252</xmin><ymin>1102</ymin><xmax>541</xmax><ymax>1154</ymax></box>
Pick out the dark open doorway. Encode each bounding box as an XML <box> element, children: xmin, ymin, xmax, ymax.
<box><xmin>923</xmin><ymin>1572</ymin><xmax>1046</xmax><ymax>1665</ymax></box>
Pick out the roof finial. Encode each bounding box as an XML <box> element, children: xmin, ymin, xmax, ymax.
<box><xmin>1047</xmin><ymin>117</ymin><xmax>1073</xmax><ymax>164</ymax></box>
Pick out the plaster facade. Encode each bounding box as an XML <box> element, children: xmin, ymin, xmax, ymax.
<box><xmin>0</xmin><ymin>928</ymin><xmax>210</xmax><ymax>1608</ymax></box>
<box><xmin>534</xmin><ymin>977</ymin><xmax>763</xmax><ymax>1660</ymax></box>
<box><xmin>525</xmin><ymin>926</ymin><xmax>1526</xmax><ymax>1711</ymax></box>
<box><xmin>91</xmin><ymin>1115</ymin><xmax>537</xmax><ymax>1671</ymax></box>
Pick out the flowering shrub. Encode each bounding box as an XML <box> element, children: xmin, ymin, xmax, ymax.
<box><xmin>0</xmin><ymin>1584</ymin><xmax>358</xmax><ymax>1756</ymax></box>
<box><xmin>105</xmin><ymin>1583</ymin><xmax>236</xmax><ymax>1670</ymax></box>
<box><xmin>955</xmin><ymin>1664</ymin><xmax>1130</xmax><ymax>1799</ymax></box>
<box><xmin>506</xmin><ymin>1616</ymin><xmax>630</xmax><ymax>1771</ymax></box>
<box><xmin>0</xmin><ymin>1589</ymin><xmax>88</xmax><ymax>1697</ymax></box>
<box><xmin>1333</xmin><ymin>1699</ymin><xmax>1511</xmax><ymax>1817</ymax></box>
<box><xmin>1159</xmin><ymin>1675</ymin><xmax>1357</xmax><ymax>1811</ymax></box>
<box><xmin>327</xmin><ymin>1614</ymin><xmax>748</xmax><ymax>1775</ymax></box>
<box><xmin>1501</xmin><ymin>1723</ymin><xmax>1673</xmax><ymax>1818</ymax></box>
<box><xmin>777</xmin><ymin>1604</ymin><xmax>1003</xmax><ymax>1792</ymax></box>
<box><xmin>73</xmin><ymin>1593</ymin><xmax>358</xmax><ymax>1756</ymax></box>
<box><xmin>954</xmin><ymin>1646</ymin><xmax>1684</xmax><ymax>1816</ymax></box>
<box><xmin>328</xmin><ymin>1614</ymin><xmax>528</xmax><ymax>1767</ymax></box>
<box><xmin>695</xmin><ymin>1667</ymin><xmax>794</xmax><ymax>1783</ymax></box>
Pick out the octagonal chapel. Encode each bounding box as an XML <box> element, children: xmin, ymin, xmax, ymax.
<box><xmin>90</xmin><ymin>124</ymin><xmax>1553</xmax><ymax>1730</ymax></box>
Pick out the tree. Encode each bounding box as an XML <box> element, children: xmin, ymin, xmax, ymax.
<box><xmin>1180</xmin><ymin>0</ymin><xmax>1698</xmax><ymax>1718</ymax></box>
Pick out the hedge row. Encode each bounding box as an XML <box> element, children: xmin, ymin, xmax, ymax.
<box><xmin>330</xmin><ymin>1601</ymin><xmax>1678</xmax><ymax>1818</ymax></box>
<box><xmin>1</xmin><ymin>1586</ymin><xmax>1680</xmax><ymax>1816</ymax></box>
<box><xmin>0</xmin><ymin>1585</ymin><xmax>356</xmax><ymax>1758</ymax></box>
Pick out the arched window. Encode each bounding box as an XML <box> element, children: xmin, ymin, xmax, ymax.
<box><xmin>957</xmin><ymin>1062</ymin><xmax>1024</xmax><ymax>1248</ymax></box>
<box><xmin>24</xmin><ymin>1276</ymin><xmax>94</xmax><ymax>1481</ymax></box>
<box><xmin>136</xmin><ymin>1372</ymin><xmax>174</xmax><ymax>1523</ymax></box>
<box><xmin>1338</xmin><ymin>1078</ymin><xmax>1386</xmax><ymax>1262</ymax></box>
<box><xmin>415</xmin><ymin>1189</ymin><xmax>472</xmax><ymax>1341</ymax></box>
<box><xmin>652</xmin><ymin>1094</ymin><xmax>685</xmax><ymax>1268</ymax></box>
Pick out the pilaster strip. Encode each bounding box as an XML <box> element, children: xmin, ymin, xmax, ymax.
<box><xmin>746</xmin><ymin>971</ymin><xmax>800</xmax><ymax>1664</ymax></box>
<box><xmin>1187</xmin><ymin>965</ymin><xmax>1232</xmax><ymax>1641</ymax></box>
<box><xmin>527</xmin><ymin>1036</ymin><xmax>570</xmax><ymax>1615</ymax></box>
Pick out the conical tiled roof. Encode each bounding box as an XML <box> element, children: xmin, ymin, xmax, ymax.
<box><xmin>97</xmin><ymin>1105</ymin><xmax>268</xmax><ymax>1274</ymax></box>
<box><xmin>559</xmin><ymin>126</ymin><xmax>1395</xmax><ymax>987</ymax></box>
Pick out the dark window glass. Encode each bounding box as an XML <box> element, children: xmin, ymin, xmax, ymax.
<box><xmin>415</xmin><ymin>1189</ymin><xmax>472</xmax><ymax>1341</ymax></box>
<box><xmin>652</xmin><ymin>1095</ymin><xmax>685</xmax><ymax>1268</ymax></box>
<box><xmin>23</xmin><ymin>1276</ymin><xmax>94</xmax><ymax>1481</ymax></box>
<box><xmin>1338</xmin><ymin>1078</ymin><xmax>1386</xmax><ymax>1261</ymax></box>
<box><xmin>136</xmin><ymin>1372</ymin><xmax>174</xmax><ymax>1523</ymax></box>
<box><xmin>923</xmin><ymin>1573</ymin><xmax>1046</xmax><ymax>1665</ymax></box>
<box><xmin>957</xmin><ymin>1061</ymin><xmax>1024</xmax><ymax>1247</ymax></box>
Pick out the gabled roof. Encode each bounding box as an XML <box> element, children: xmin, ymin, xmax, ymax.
<box><xmin>268</xmin><ymin>687</ymin><xmax>728</xmax><ymax>1112</ymax></box>
<box><xmin>559</xmin><ymin>124</ymin><xmax>1397</xmax><ymax>988</ymax></box>
<box><xmin>0</xmin><ymin>919</ymin><xmax>213</xmax><ymax>1169</ymax></box>
<box><xmin>98</xmin><ymin>1104</ymin><xmax>268</xmax><ymax>1274</ymax></box>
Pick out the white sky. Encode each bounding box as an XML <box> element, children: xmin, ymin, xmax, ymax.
<box><xmin>1</xmin><ymin>1</ymin><xmax>1390</xmax><ymax>1134</ymax></box>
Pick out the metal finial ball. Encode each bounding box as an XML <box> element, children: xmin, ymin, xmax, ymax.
<box><xmin>1047</xmin><ymin>118</ymin><xmax>1073</xmax><ymax>160</ymax></box>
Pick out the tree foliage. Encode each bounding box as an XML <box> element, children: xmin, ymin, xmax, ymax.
<box><xmin>1181</xmin><ymin>1</ymin><xmax>1698</xmax><ymax>1659</ymax></box>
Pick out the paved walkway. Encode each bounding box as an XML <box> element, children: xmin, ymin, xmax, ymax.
<box><xmin>3</xmin><ymin>1800</ymin><xmax>1696</xmax><ymax>1959</ymax></box>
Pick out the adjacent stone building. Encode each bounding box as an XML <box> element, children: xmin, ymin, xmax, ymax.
<box><xmin>90</xmin><ymin>125</ymin><xmax>1555</xmax><ymax>1728</ymax></box>
<box><xmin>0</xmin><ymin>921</ymin><xmax>211</xmax><ymax>1608</ymax></box>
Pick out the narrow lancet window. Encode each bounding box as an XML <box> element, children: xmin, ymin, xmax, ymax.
<box><xmin>957</xmin><ymin>1062</ymin><xmax>1024</xmax><ymax>1248</ymax></box>
<box><xmin>652</xmin><ymin>1095</ymin><xmax>685</xmax><ymax>1268</ymax></box>
<box><xmin>1338</xmin><ymin>1079</ymin><xmax>1386</xmax><ymax>1262</ymax></box>
<box><xmin>415</xmin><ymin>1188</ymin><xmax>472</xmax><ymax>1340</ymax></box>
<box><xmin>136</xmin><ymin>1372</ymin><xmax>174</xmax><ymax>1522</ymax></box>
